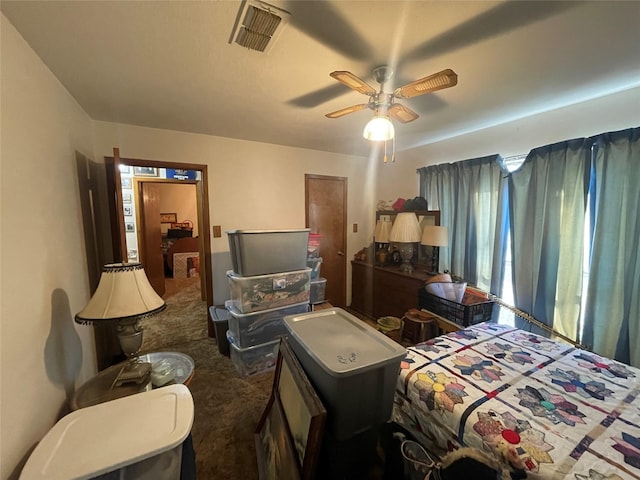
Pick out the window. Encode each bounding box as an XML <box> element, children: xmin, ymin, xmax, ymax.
<box><xmin>498</xmin><ymin>155</ymin><xmax>525</xmax><ymax>326</ymax></box>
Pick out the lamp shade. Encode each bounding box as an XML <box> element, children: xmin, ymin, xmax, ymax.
<box><xmin>421</xmin><ymin>225</ymin><xmax>449</xmax><ymax>247</ymax></box>
<box><xmin>389</xmin><ymin>213</ymin><xmax>422</xmax><ymax>243</ymax></box>
<box><xmin>374</xmin><ymin>219</ymin><xmax>392</xmax><ymax>243</ymax></box>
<box><xmin>75</xmin><ymin>263</ymin><xmax>166</xmax><ymax>324</ymax></box>
<box><xmin>363</xmin><ymin>116</ymin><xmax>394</xmax><ymax>141</ymax></box>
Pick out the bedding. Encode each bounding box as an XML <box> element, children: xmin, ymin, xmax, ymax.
<box><xmin>392</xmin><ymin>322</ymin><xmax>640</xmax><ymax>479</ymax></box>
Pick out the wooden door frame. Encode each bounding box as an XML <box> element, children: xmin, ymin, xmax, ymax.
<box><xmin>105</xmin><ymin>155</ymin><xmax>215</xmax><ymax>336</ymax></box>
<box><xmin>305</xmin><ymin>174</ymin><xmax>348</xmax><ymax>306</ymax></box>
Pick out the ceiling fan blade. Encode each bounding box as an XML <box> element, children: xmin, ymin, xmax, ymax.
<box><xmin>388</xmin><ymin>104</ymin><xmax>419</xmax><ymax>123</ymax></box>
<box><xmin>400</xmin><ymin>2</ymin><xmax>578</xmax><ymax>65</ymax></box>
<box><xmin>329</xmin><ymin>71</ymin><xmax>377</xmax><ymax>95</ymax></box>
<box><xmin>325</xmin><ymin>104</ymin><xmax>369</xmax><ymax>119</ymax></box>
<box><xmin>394</xmin><ymin>69</ymin><xmax>458</xmax><ymax>99</ymax></box>
<box><xmin>286</xmin><ymin>2</ymin><xmax>373</xmax><ymax>61</ymax></box>
<box><xmin>288</xmin><ymin>84</ymin><xmax>351</xmax><ymax>108</ymax></box>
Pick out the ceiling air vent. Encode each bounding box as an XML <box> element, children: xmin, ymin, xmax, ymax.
<box><xmin>230</xmin><ymin>0</ymin><xmax>290</xmax><ymax>53</ymax></box>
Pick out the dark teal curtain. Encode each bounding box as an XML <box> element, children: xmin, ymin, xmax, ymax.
<box><xmin>417</xmin><ymin>127</ymin><xmax>639</xmax><ymax>367</ymax></box>
<box><xmin>507</xmin><ymin>139</ymin><xmax>591</xmax><ymax>338</ymax></box>
<box><xmin>417</xmin><ymin>155</ymin><xmax>506</xmax><ymax>293</ymax></box>
<box><xmin>582</xmin><ymin>127</ymin><xmax>640</xmax><ymax>366</ymax></box>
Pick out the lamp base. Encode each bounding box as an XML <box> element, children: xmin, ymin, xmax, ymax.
<box><xmin>375</xmin><ymin>247</ymin><xmax>389</xmax><ymax>266</ymax></box>
<box><xmin>114</xmin><ymin>360</ymin><xmax>151</xmax><ymax>387</ymax></box>
<box><xmin>397</xmin><ymin>243</ymin><xmax>415</xmax><ymax>273</ymax></box>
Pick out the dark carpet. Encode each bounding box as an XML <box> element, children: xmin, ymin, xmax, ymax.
<box><xmin>140</xmin><ymin>277</ymin><xmax>274</xmax><ymax>479</ymax></box>
<box><xmin>139</xmin><ymin>277</ymin><xmax>394</xmax><ymax>479</ymax></box>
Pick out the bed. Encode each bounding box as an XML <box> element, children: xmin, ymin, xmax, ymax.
<box><xmin>392</xmin><ymin>322</ymin><xmax>640</xmax><ymax>479</ymax></box>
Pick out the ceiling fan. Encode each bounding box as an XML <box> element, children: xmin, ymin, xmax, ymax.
<box><xmin>325</xmin><ymin>66</ymin><xmax>458</xmax><ymax>141</ymax></box>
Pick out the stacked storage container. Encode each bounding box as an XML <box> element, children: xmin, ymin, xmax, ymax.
<box><xmin>284</xmin><ymin>308</ymin><xmax>406</xmax><ymax>478</ymax></box>
<box><xmin>307</xmin><ymin>233</ymin><xmax>327</xmax><ymax>304</ymax></box>
<box><xmin>225</xmin><ymin>229</ymin><xmax>312</xmax><ymax>376</ymax></box>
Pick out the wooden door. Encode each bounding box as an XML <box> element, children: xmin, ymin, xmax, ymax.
<box><xmin>77</xmin><ymin>153</ymin><xmax>122</xmax><ymax>370</ymax></box>
<box><xmin>305</xmin><ymin>175</ymin><xmax>347</xmax><ymax>307</ymax></box>
<box><xmin>104</xmin><ymin>150</ymin><xmax>127</xmax><ymax>263</ymax></box>
<box><xmin>139</xmin><ymin>182</ymin><xmax>165</xmax><ymax>296</ymax></box>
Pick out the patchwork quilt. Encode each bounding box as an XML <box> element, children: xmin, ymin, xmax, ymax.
<box><xmin>392</xmin><ymin>323</ymin><xmax>640</xmax><ymax>479</ymax></box>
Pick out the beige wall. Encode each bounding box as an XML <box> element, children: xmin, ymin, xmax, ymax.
<box><xmin>157</xmin><ymin>183</ymin><xmax>198</xmax><ymax>237</ymax></box>
<box><xmin>1</xmin><ymin>15</ymin><xmax>97</xmax><ymax>478</ymax></box>
<box><xmin>378</xmin><ymin>86</ymin><xmax>640</xmax><ymax>202</ymax></box>
<box><xmin>92</xmin><ymin>122</ymin><xmax>380</xmax><ymax>304</ymax></box>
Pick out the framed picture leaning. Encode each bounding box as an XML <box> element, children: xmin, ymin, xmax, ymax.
<box><xmin>273</xmin><ymin>339</ymin><xmax>326</xmax><ymax>480</ymax></box>
<box><xmin>255</xmin><ymin>394</ymin><xmax>301</xmax><ymax>480</ymax></box>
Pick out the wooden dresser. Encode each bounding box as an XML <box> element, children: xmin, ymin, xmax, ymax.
<box><xmin>351</xmin><ymin>261</ymin><xmax>374</xmax><ymax>317</ymax></box>
<box><xmin>351</xmin><ymin>260</ymin><xmax>433</xmax><ymax>319</ymax></box>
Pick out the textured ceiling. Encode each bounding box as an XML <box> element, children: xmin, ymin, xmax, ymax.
<box><xmin>2</xmin><ymin>0</ymin><xmax>639</xmax><ymax>157</ymax></box>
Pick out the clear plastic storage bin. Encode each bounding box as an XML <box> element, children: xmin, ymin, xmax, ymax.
<box><xmin>227</xmin><ymin>268</ymin><xmax>311</xmax><ymax>313</ymax></box>
<box><xmin>284</xmin><ymin>308</ymin><xmax>406</xmax><ymax>441</ymax></box>
<box><xmin>20</xmin><ymin>385</ymin><xmax>194</xmax><ymax>480</ymax></box>
<box><xmin>225</xmin><ymin>300</ymin><xmax>309</xmax><ymax>348</ymax></box>
<box><xmin>226</xmin><ymin>331</ymin><xmax>280</xmax><ymax>377</ymax></box>
<box><xmin>307</xmin><ymin>256</ymin><xmax>323</xmax><ymax>280</ymax></box>
<box><xmin>308</xmin><ymin>233</ymin><xmax>322</xmax><ymax>258</ymax></box>
<box><xmin>310</xmin><ymin>277</ymin><xmax>327</xmax><ymax>304</ymax></box>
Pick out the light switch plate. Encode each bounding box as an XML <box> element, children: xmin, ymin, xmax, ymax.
<box><xmin>213</xmin><ymin>225</ymin><xmax>222</xmax><ymax>238</ymax></box>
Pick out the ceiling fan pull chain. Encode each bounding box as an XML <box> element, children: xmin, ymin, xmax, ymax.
<box><xmin>383</xmin><ymin>140</ymin><xmax>388</xmax><ymax>163</ymax></box>
<box><xmin>392</xmin><ymin>136</ymin><xmax>396</xmax><ymax>163</ymax></box>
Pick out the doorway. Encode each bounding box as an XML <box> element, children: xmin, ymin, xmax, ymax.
<box><xmin>105</xmin><ymin>154</ymin><xmax>214</xmax><ymax>336</ymax></box>
<box><xmin>135</xmin><ymin>180</ymin><xmax>201</xmax><ymax>299</ymax></box>
<box><xmin>305</xmin><ymin>174</ymin><xmax>348</xmax><ymax>307</ymax></box>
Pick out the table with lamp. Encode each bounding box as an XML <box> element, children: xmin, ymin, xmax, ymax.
<box><xmin>72</xmin><ymin>262</ymin><xmax>195</xmax><ymax>410</ymax></box>
<box><xmin>351</xmin><ymin>210</ymin><xmax>447</xmax><ymax>320</ymax></box>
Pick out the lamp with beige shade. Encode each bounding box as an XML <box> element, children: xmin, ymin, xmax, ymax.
<box><xmin>389</xmin><ymin>213</ymin><xmax>422</xmax><ymax>273</ymax></box>
<box><xmin>373</xmin><ymin>219</ymin><xmax>392</xmax><ymax>265</ymax></box>
<box><xmin>421</xmin><ymin>225</ymin><xmax>449</xmax><ymax>274</ymax></box>
<box><xmin>75</xmin><ymin>262</ymin><xmax>166</xmax><ymax>386</ymax></box>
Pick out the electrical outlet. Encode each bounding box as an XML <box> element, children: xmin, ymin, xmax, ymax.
<box><xmin>213</xmin><ymin>225</ymin><xmax>222</xmax><ymax>238</ymax></box>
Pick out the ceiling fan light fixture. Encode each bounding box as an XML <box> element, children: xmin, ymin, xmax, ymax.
<box><xmin>363</xmin><ymin>116</ymin><xmax>394</xmax><ymax>141</ymax></box>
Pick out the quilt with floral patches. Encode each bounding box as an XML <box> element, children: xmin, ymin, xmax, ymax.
<box><xmin>392</xmin><ymin>323</ymin><xmax>640</xmax><ymax>479</ymax></box>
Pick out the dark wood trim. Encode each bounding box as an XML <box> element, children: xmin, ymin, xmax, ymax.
<box><xmin>104</xmin><ymin>151</ymin><xmax>126</xmax><ymax>262</ymax></box>
<box><xmin>375</xmin><ymin>209</ymin><xmax>440</xmax><ymax>225</ymax></box>
<box><xmin>199</xmin><ymin>164</ymin><xmax>214</xmax><ymax>316</ymax></box>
